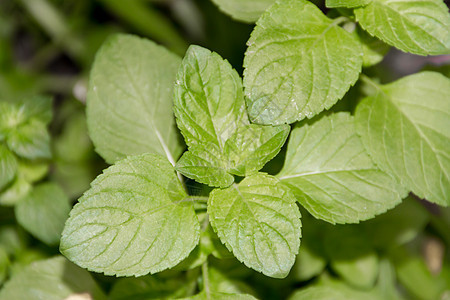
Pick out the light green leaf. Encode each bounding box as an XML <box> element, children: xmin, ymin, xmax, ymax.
<box><xmin>208</xmin><ymin>265</ymin><xmax>256</xmax><ymax>296</ymax></box>
<box><xmin>174</xmin><ymin>45</ymin><xmax>289</xmax><ymax>187</ymax></box>
<box><xmin>355</xmin><ymin>0</ymin><xmax>450</xmax><ymax>55</ymax></box>
<box><xmin>15</xmin><ymin>183</ymin><xmax>70</xmax><ymax>245</ymax></box>
<box><xmin>0</xmin><ymin>177</ymin><xmax>32</xmax><ymax>206</ymax></box>
<box><xmin>87</xmin><ymin>34</ymin><xmax>183</xmax><ymax>165</ymax></box>
<box><xmin>355</xmin><ymin>72</ymin><xmax>450</xmax><ymax>206</ymax></box>
<box><xmin>60</xmin><ymin>153</ymin><xmax>200</xmax><ymax>276</ymax></box>
<box><xmin>176</xmin><ymin>148</ymin><xmax>235</xmax><ymax>188</ymax></box>
<box><xmin>0</xmin><ymin>96</ymin><xmax>52</xmax><ymax>136</ymax></box>
<box><xmin>278</xmin><ymin>113</ymin><xmax>404</xmax><ymax>223</ymax></box>
<box><xmin>174</xmin><ymin>45</ymin><xmax>247</xmax><ymax>153</ymax></box>
<box><xmin>0</xmin><ymin>256</ymin><xmax>106</xmax><ymax>300</ymax></box>
<box><xmin>243</xmin><ymin>0</ymin><xmax>363</xmax><ymax>125</ymax></box>
<box><xmin>210</xmin><ymin>0</ymin><xmax>276</xmax><ymax>23</ymax></box>
<box><xmin>224</xmin><ymin>124</ymin><xmax>290</xmax><ymax>176</ymax></box>
<box><xmin>291</xmin><ymin>244</ymin><xmax>326</xmax><ymax>282</ymax></box>
<box><xmin>354</xmin><ymin>26</ymin><xmax>390</xmax><ymax>67</ymax></box>
<box><xmin>6</xmin><ymin>119</ymin><xmax>51</xmax><ymax>160</ymax></box>
<box><xmin>174</xmin><ymin>213</ymin><xmax>214</xmax><ymax>270</ymax></box>
<box><xmin>17</xmin><ymin>159</ymin><xmax>49</xmax><ymax>183</ymax></box>
<box><xmin>208</xmin><ymin>173</ymin><xmax>301</xmax><ymax>278</ymax></box>
<box><xmin>0</xmin><ymin>102</ymin><xmax>18</xmax><ymax>138</ymax></box>
<box><xmin>0</xmin><ymin>144</ymin><xmax>17</xmax><ymax>191</ymax></box>
<box><xmin>326</xmin><ymin>0</ymin><xmax>371</xmax><ymax>8</ymax></box>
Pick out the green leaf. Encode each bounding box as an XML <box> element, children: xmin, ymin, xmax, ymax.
<box><xmin>0</xmin><ymin>247</ymin><xmax>9</xmax><ymax>285</ymax></box>
<box><xmin>354</xmin><ymin>26</ymin><xmax>390</xmax><ymax>67</ymax></box>
<box><xmin>291</xmin><ymin>243</ymin><xmax>326</xmax><ymax>282</ymax></box>
<box><xmin>208</xmin><ymin>173</ymin><xmax>301</xmax><ymax>278</ymax></box>
<box><xmin>325</xmin><ymin>226</ymin><xmax>379</xmax><ymax>289</ymax></box>
<box><xmin>60</xmin><ymin>153</ymin><xmax>200</xmax><ymax>276</ymax></box>
<box><xmin>224</xmin><ymin>124</ymin><xmax>290</xmax><ymax>176</ymax></box>
<box><xmin>174</xmin><ymin>213</ymin><xmax>214</xmax><ymax>270</ymax></box>
<box><xmin>326</xmin><ymin>0</ymin><xmax>371</xmax><ymax>8</ymax></box>
<box><xmin>174</xmin><ymin>45</ymin><xmax>289</xmax><ymax>187</ymax></box>
<box><xmin>0</xmin><ymin>226</ymin><xmax>28</xmax><ymax>256</ymax></box>
<box><xmin>210</xmin><ymin>0</ymin><xmax>276</xmax><ymax>23</ymax></box>
<box><xmin>17</xmin><ymin>159</ymin><xmax>48</xmax><ymax>183</ymax></box>
<box><xmin>183</xmin><ymin>291</ymin><xmax>257</xmax><ymax>300</ymax></box>
<box><xmin>0</xmin><ymin>96</ymin><xmax>52</xmax><ymax>135</ymax></box>
<box><xmin>363</xmin><ymin>196</ymin><xmax>429</xmax><ymax>249</ymax></box>
<box><xmin>278</xmin><ymin>112</ymin><xmax>404</xmax><ymax>224</ymax></box>
<box><xmin>0</xmin><ymin>177</ymin><xmax>32</xmax><ymax>206</ymax></box>
<box><xmin>18</xmin><ymin>95</ymin><xmax>53</xmax><ymax>125</ymax></box>
<box><xmin>109</xmin><ymin>273</ymin><xmax>193</xmax><ymax>300</ymax></box>
<box><xmin>87</xmin><ymin>34</ymin><xmax>183</xmax><ymax>165</ymax></box>
<box><xmin>176</xmin><ymin>148</ymin><xmax>235</xmax><ymax>188</ymax></box>
<box><xmin>0</xmin><ymin>256</ymin><xmax>106</xmax><ymax>300</ymax></box>
<box><xmin>392</xmin><ymin>247</ymin><xmax>450</xmax><ymax>300</ymax></box>
<box><xmin>208</xmin><ymin>265</ymin><xmax>256</xmax><ymax>296</ymax></box>
<box><xmin>243</xmin><ymin>0</ymin><xmax>363</xmax><ymax>125</ymax></box>
<box><xmin>355</xmin><ymin>0</ymin><xmax>450</xmax><ymax>55</ymax></box>
<box><xmin>355</xmin><ymin>72</ymin><xmax>450</xmax><ymax>206</ymax></box>
<box><xmin>289</xmin><ymin>279</ymin><xmax>384</xmax><ymax>300</ymax></box>
<box><xmin>15</xmin><ymin>183</ymin><xmax>70</xmax><ymax>245</ymax></box>
<box><xmin>6</xmin><ymin>119</ymin><xmax>51</xmax><ymax>160</ymax></box>
<box><xmin>0</xmin><ymin>144</ymin><xmax>17</xmax><ymax>191</ymax></box>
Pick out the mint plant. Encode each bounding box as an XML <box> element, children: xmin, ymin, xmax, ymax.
<box><xmin>0</xmin><ymin>0</ymin><xmax>443</xmax><ymax>298</ymax></box>
<box><xmin>0</xmin><ymin>96</ymin><xmax>71</xmax><ymax>246</ymax></box>
<box><xmin>60</xmin><ymin>0</ymin><xmax>450</xmax><ymax>299</ymax></box>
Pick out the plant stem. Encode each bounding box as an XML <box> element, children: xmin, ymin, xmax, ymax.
<box><xmin>202</xmin><ymin>260</ymin><xmax>211</xmax><ymax>299</ymax></box>
<box><xmin>359</xmin><ymin>73</ymin><xmax>385</xmax><ymax>97</ymax></box>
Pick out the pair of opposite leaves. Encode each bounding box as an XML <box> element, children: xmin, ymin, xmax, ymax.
<box><xmin>61</xmin><ymin>0</ymin><xmax>450</xmax><ymax>278</ymax></box>
<box><xmin>61</xmin><ymin>41</ymin><xmax>302</xmax><ymax>279</ymax></box>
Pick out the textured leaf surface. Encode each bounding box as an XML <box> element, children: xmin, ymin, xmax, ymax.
<box><xmin>326</xmin><ymin>0</ymin><xmax>371</xmax><ymax>8</ymax></box>
<box><xmin>0</xmin><ymin>256</ymin><xmax>106</xmax><ymax>300</ymax></box>
<box><xmin>210</xmin><ymin>0</ymin><xmax>275</xmax><ymax>23</ymax></box>
<box><xmin>243</xmin><ymin>0</ymin><xmax>363</xmax><ymax>125</ymax></box>
<box><xmin>355</xmin><ymin>72</ymin><xmax>450</xmax><ymax>206</ymax></box>
<box><xmin>87</xmin><ymin>34</ymin><xmax>183</xmax><ymax>165</ymax></box>
<box><xmin>278</xmin><ymin>113</ymin><xmax>404</xmax><ymax>224</ymax></box>
<box><xmin>176</xmin><ymin>148</ymin><xmax>235</xmax><ymax>188</ymax></box>
<box><xmin>15</xmin><ymin>183</ymin><xmax>70</xmax><ymax>245</ymax></box>
<box><xmin>0</xmin><ymin>144</ymin><xmax>17</xmax><ymax>191</ymax></box>
<box><xmin>174</xmin><ymin>46</ymin><xmax>289</xmax><ymax>187</ymax></box>
<box><xmin>208</xmin><ymin>173</ymin><xmax>301</xmax><ymax>278</ymax></box>
<box><xmin>355</xmin><ymin>0</ymin><xmax>450</xmax><ymax>55</ymax></box>
<box><xmin>60</xmin><ymin>153</ymin><xmax>200</xmax><ymax>276</ymax></box>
